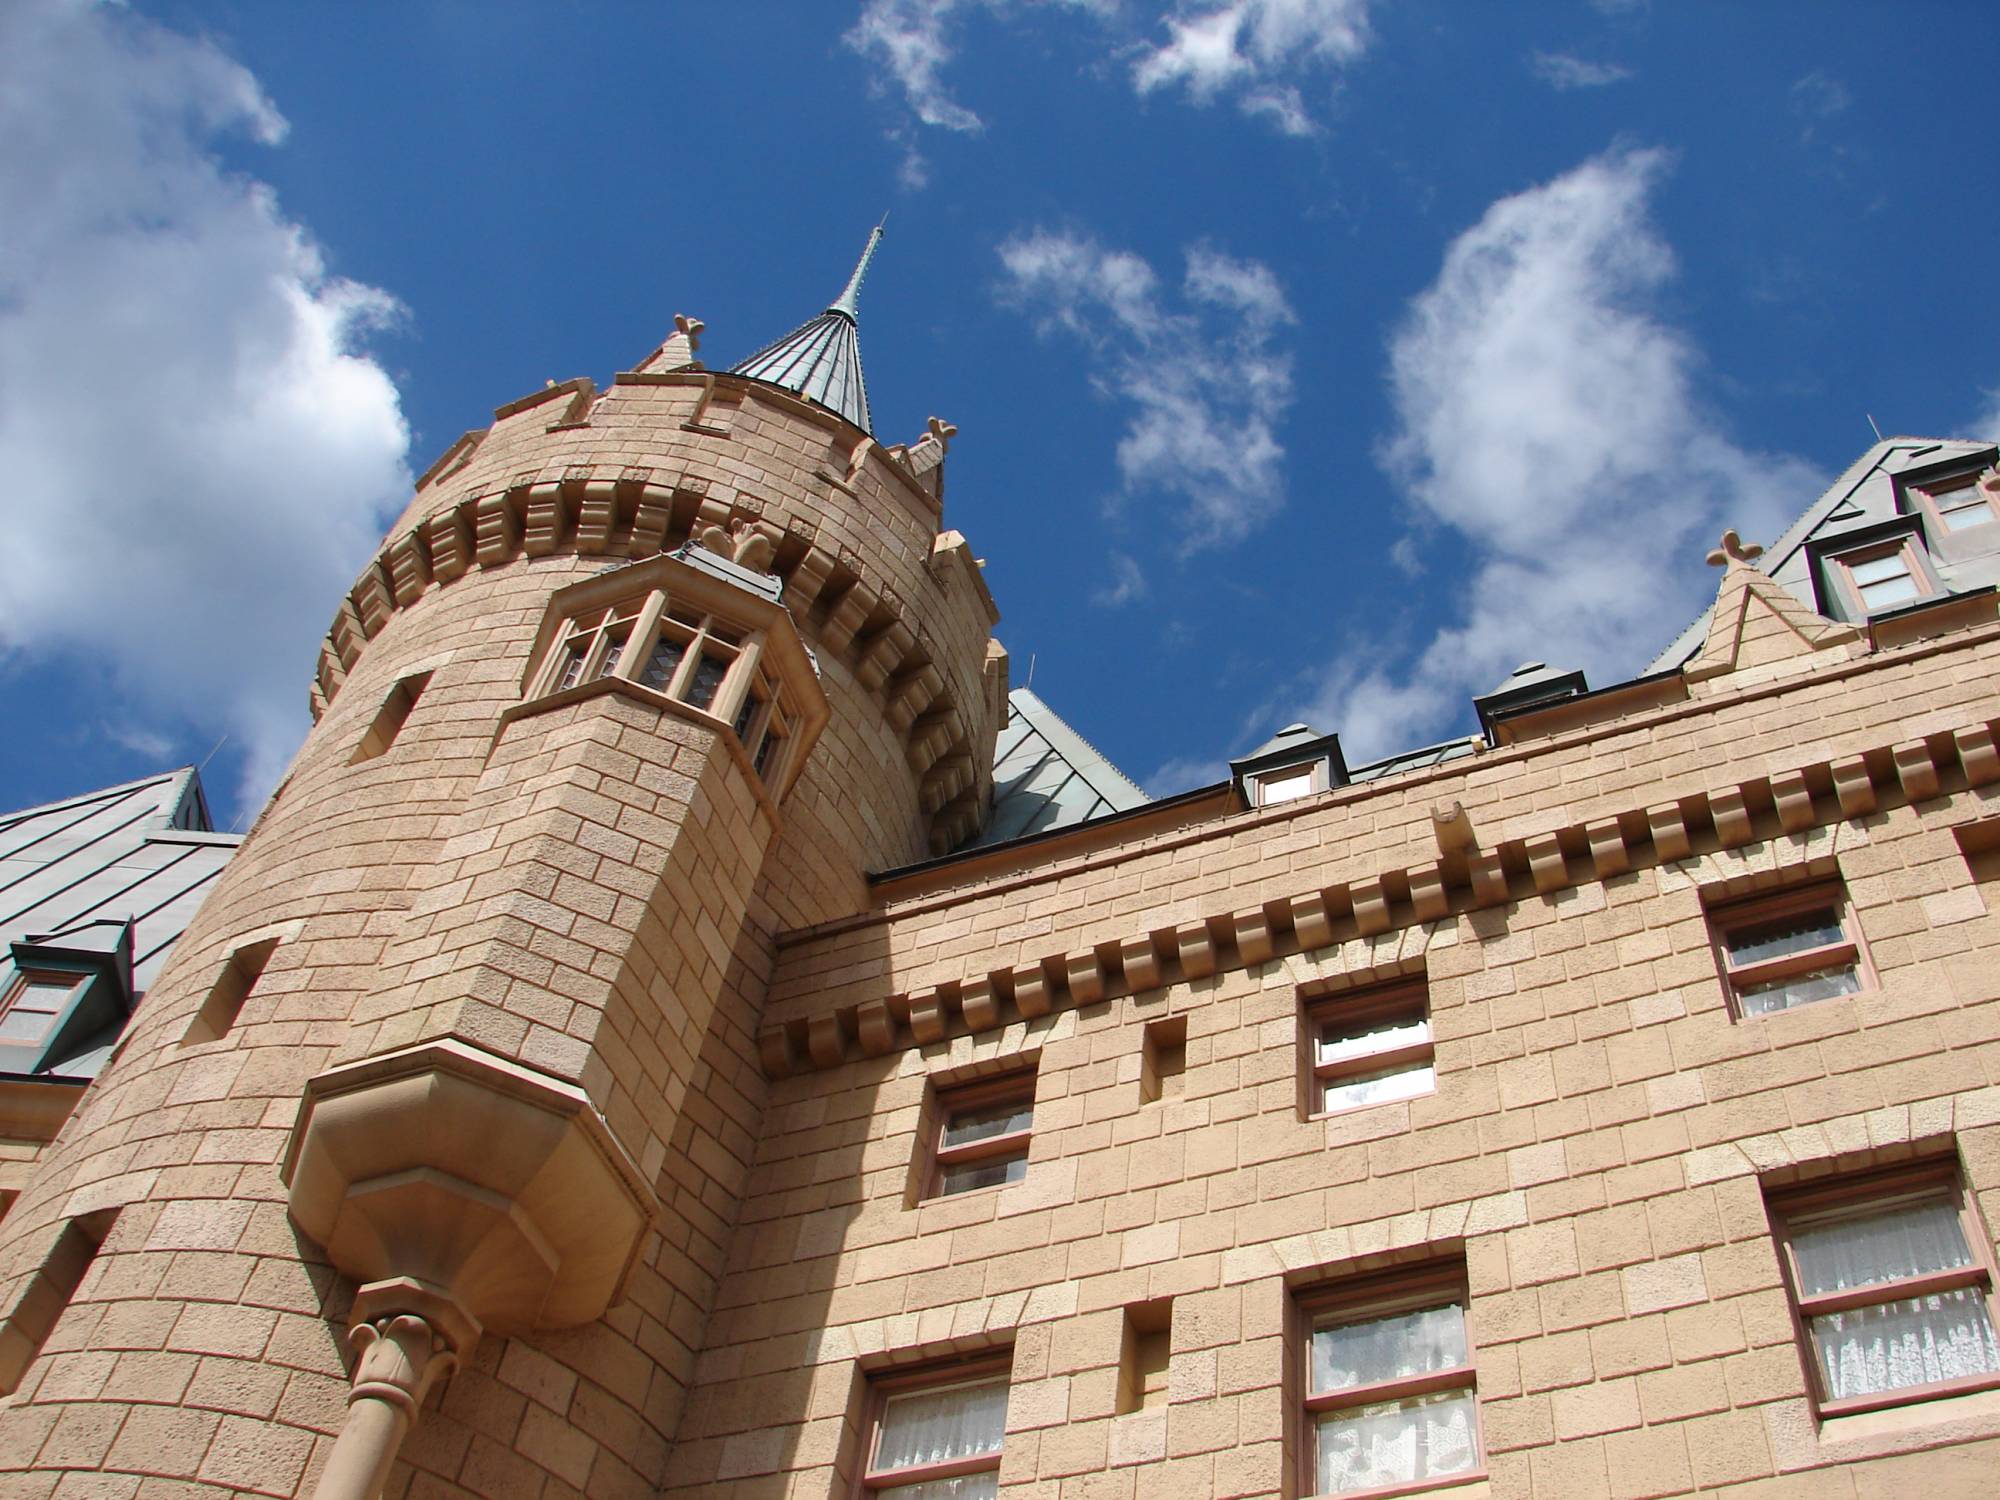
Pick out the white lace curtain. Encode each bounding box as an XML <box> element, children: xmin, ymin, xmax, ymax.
<box><xmin>1793</xmin><ymin>1201</ymin><xmax>2000</xmax><ymax>1398</ymax></box>
<box><xmin>877</xmin><ymin>1474</ymin><xmax>1000</xmax><ymax>1500</ymax></box>
<box><xmin>1312</xmin><ymin>1303</ymin><xmax>1467</xmax><ymax>1393</ymax></box>
<box><xmin>1318</xmin><ymin>1390</ymin><xmax>1477</xmax><ymax>1495</ymax></box>
<box><xmin>875</xmin><ymin>1379</ymin><xmax>1007</xmax><ymax>1473</ymax></box>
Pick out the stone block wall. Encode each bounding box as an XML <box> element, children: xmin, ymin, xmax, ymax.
<box><xmin>661</xmin><ymin>624</ymin><xmax>2000</xmax><ymax>1499</ymax></box>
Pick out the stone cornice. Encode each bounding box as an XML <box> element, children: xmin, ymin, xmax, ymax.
<box><xmin>755</xmin><ymin>688</ymin><xmax>2000</xmax><ymax>1079</ymax></box>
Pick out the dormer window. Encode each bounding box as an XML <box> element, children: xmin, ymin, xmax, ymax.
<box><xmin>1832</xmin><ymin>539</ymin><xmax>1930</xmax><ymax>614</ymax></box>
<box><xmin>0</xmin><ymin>973</ymin><xmax>78</xmax><ymax>1046</ymax></box>
<box><xmin>1914</xmin><ymin>470</ymin><xmax>2000</xmax><ymax>533</ymax></box>
<box><xmin>1256</xmin><ymin>765</ymin><xmax>1320</xmax><ymax>807</ymax></box>
<box><xmin>1231</xmin><ymin>723</ymin><xmax>1348</xmax><ymax>811</ymax></box>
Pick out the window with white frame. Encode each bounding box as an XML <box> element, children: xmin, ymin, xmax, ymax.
<box><xmin>925</xmin><ymin>1071</ymin><xmax>1035</xmax><ymax>1200</ymax></box>
<box><xmin>1832</xmin><ymin>539</ymin><xmax>1929</xmax><ymax>613</ymax></box>
<box><xmin>533</xmin><ymin>587</ymin><xmax>797</xmax><ymax>789</ymax></box>
<box><xmin>1704</xmin><ymin>879</ymin><xmax>1870</xmax><ymax>1019</ymax></box>
<box><xmin>1306</xmin><ymin>980</ymin><xmax>1435</xmax><ymax>1117</ymax></box>
<box><xmin>1767</xmin><ymin>1160</ymin><xmax>2000</xmax><ymax>1416</ymax></box>
<box><xmin>859</xmin><ymin>1358</ymin><xmax>1011</xmax><ymax>1497</ymax></box>
<box><xmin>1299</xmin><ymin>1263</ymin><xmax>1482</xmax><ymax>1498</ymax></box>
<box><xmin>1255</xmin><ymin>764</ymin><xmax>1320</xmax><ymax>807</ymax></box>
<box><xmin>1914</xmin><ymin>471</ymin><xmax>2000</xmax><ymax>533</ymax></box>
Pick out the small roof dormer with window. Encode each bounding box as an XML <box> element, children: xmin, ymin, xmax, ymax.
<box><xmin>1231</xmin><ymin>723</ymin><xmax>1348</xmax><ymax>811</ymax></box>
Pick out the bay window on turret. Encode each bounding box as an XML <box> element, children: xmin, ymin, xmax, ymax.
<box><xmin>520</xmin><ymin>543</ymin><xmax>829</xmax><ymax>801</ymax></box>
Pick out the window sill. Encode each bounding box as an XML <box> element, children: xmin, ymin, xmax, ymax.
<box><xmin>1310</xmin><ymin>1470</ymin><xmax>1488</xmax><ymax>1500</ymax></box>
<box><xmin>1733</xmin><ymin>985</ymin><xmax>1877</xmax><ymax>1024</ymax></box>
<box><xmin>1309</xmin><ymin>1084</ymin><xmax>1437</xmax><ymax>1124</ymax></box>
<box><xmin>1819</xmin><ymin>1370</ymin><xmax>2000</xmax><ymax>1424</ymax></box>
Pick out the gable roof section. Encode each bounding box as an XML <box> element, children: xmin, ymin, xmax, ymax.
<box><xmin>0</xmin><ymin>768</ymin><xmax>240</xmax><ymax>1080</ymax></box>
<box><xmin>1650</xmin><ymin>436</ymin><xmax>1999</xmax><ymax>671</ymax></box>
<box><xmin>967</xmin><ymin>688</ymin><xmax>1150</xmax><ymax>849</ymax></box>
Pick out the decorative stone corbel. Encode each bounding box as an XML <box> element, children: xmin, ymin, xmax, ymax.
<box><xmin>283</xmin><ymin>1041</ymin><xmax>656</xmax><ymax>1500</ymax></box>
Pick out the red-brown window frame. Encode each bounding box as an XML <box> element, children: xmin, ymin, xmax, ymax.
<box><xmin>1295</xmin><ymin>1260</ymin><xmax>1485</xmax><ymax>1500</ymax></box>
<box><xmin>852</xmin><ymin>1353</ymin><xmax>1012</xmax><ymax>1497</ymax></box>
<box><xmin>924</xmin><ymin>1070</ymin><xmax>1036</xmax><ymax>1202</ymax></box>
<box><xmin>1766</xmin><ymin>1159</ymin><xmax>2000</xmax><ymax>1420</ymax></box>
<box><xmin>1911</xmin><ymin>471</ymin><xmax>2000</xmax><ymax>535</ymax></box>
<box><xmin>1305</xmin><ymin>981</ymin><xmax>1435</xmax><ymax>1121</ymax></box>
<box><xmin>1830</xmin><ymin>537</ymin><xmax>1933</xmax><ymax>616</ymax></box>
<box><xmin>1702</xmin><ymin>878</ymin><xmax>1874</xmax><ymax>1021</ymax></box>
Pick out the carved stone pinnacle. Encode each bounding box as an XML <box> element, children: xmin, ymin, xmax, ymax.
<box><xmin>1705</xmin><ymin>529</ymin><xmax>1765</xmax><ymax>568</ymax></box>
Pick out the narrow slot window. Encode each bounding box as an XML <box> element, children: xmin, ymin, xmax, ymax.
<box><xmin>183</xmin><ymin>936</ymin><xmax>280</xmax><ymax>1045</ymax></box>
<box><xmin>0</xmin><ymin>1212</ymin><xmax>114</xmax><ymax>1396</ymax></box>
<box><xmin>1140</xmin><ymin>1015</ymin><xmax>1187</xmax><ymax>1105</ymax></box>
<box><xmin>1118</xmin><ymin>1299</ymin><xmax>1173</xmax><ymax>1415</ymax></box>
<box><xmin>350</xmin><ymin>670</ymin><xmax>431</xmax><ymax>764</ymax></box>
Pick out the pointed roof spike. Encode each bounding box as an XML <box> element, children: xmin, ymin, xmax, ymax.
<box><xmin>729</xmin><ymin>221</ymin><xmax>889</xmax><ymax>435</ymax></box>
<box><xmin>830</xmin><ymin>216</ymin><xmax>887</xmax><ymax>319</ymax></box>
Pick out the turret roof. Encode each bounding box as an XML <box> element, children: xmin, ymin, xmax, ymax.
<box><xmin>729</xmin><ymin>223</ymin><xmax>885</xmax><ymax>436</ymax></box>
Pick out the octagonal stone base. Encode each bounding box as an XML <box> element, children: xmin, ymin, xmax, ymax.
<box><xmin>282</xmin><ymin>1039</ymin><xmax>656</xmax><ymax>1338</ymax></box>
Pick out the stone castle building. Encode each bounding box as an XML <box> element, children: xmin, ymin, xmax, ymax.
<box><xmin>5</xmin><ymin>228</ymin><xmax>2000</xmax><ymax>1499</ymax></box>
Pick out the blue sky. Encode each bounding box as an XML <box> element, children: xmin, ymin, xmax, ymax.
<box><xmin>1</xmin><ymin>0</ymin><xmax>1997</xmax><ymax>828</ymax></box>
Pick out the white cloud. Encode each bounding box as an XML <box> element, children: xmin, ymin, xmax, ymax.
<box><xmin>851</xmin><ymin>0</ymin><xmax>1366</xmax><ymax>163</ymax></box>
<box><xmin>1529</xmin><ymin>51</ymin><xmax>1633</xmax><ymax>90</ymax></box>
<box><xmin>846</xmin><ymin>0</ymin><xmax>986</xmax><ymax>133</ymax></box>
<box><xmin>0</xmin><ymin>2</ymin><xmax>411</xmax><ymax>809</ymax></box>
<box><xmin>1972</xmin><ymin>389</ymin><xmax>2000</xmax><ymax>443</ymax></box>
<box><xmin>1133</xmin><ymin>0</ymin><xmax>1371</xmax><ymax>132</ymax></box>
<box><xmin>997</xmin><ymin>231</ymin><xmax>1296</xmax><ymax>550</ymax></box>
<box><xmin>1291</xmin><ymin>145</ymin><xmax>1820</xmax><ymax>762</ymax></box>
<box><xmin>1145</xmin><ymin>751</ymin><xmax>1230</xmax><ymax>797</ymax></box>
<box><xmin>1093</xmin><ymin>552</ymin><xmax>1149</xmax><ymax>607</ymax></box>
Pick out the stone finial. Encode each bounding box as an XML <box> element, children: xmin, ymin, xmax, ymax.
<box><xmin>674</xmin><ymin>313</ymin><xmax>705</xmax><ymax>353</ymax></box>
<box><xmin>927</xmin><ymin>416</ymin><xmax>958</xmax><ymax>453</ymax></box>
<box><xmin>698</xmin><ymin>519</ymin><xmax>776</xmax><ymax>575</ymax></box>
<box><xmin>1706</xmin><ymin>529</ymin><xmax>1765</xmax><ymax>568</ymax></box>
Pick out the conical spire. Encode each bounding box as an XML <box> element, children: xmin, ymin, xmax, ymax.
<box><xmin>729</xmin><ymin>222</ymin><xmax>886</xmax><ymax>435</ymax></box>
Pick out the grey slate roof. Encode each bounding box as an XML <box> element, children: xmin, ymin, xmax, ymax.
<box><xmin>729</xmin><ymin>224</ymin><xmax>884</xmax><ymax>436</ymax></box>
<box><xmin>0</xmin><ymin>768</ymin><xmax>239</xmax><ymax>1080</ymax></box>
<box><xmin>1650</xmin><ymin>436</ymin><xmax>2000</xmax><ymax>670</ymax></box>
<box><xmin>968</xmin><ymin>688</ymin><xmax>1151</xmax><ymax>848</ymax></box>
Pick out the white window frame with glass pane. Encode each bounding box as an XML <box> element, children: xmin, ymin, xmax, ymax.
<box><xmin>1255</xmin><ymin>763</ymin><xmax>1324</xmax><ymax>808</ymax></box>
<box><xmin>1914</xmin><ymin>470</ymin><xmax>2000</xmax><ymax>534</ymax></box>
<box><xmin>1704</xmin><ymin>879</ymin><xmax>1873</xmax><ymax>1020</ymax></box>
<box><xmin>0</xmin><ymin>970</ymin><xmax>80</xmax><ymax>1048</ymax></box>
<box><xmin>1307</xmin><ymin>981</ymin><xmax>1435</xmax><ymax>1119</ymax></box>
<box><xmin>925</xmin><ymin>1072</ymin><xmax>1035</xmax><ymax>1200</ymax></box>
<box><xmin>1298</xmin><ymin>1263</ymin><xmax>1484</xmax><ymax>1500</ymax></box>
<box><xmin>855</xmin><ymin>1355</ymin><xmax>1011</xmax><ymax>1498</ymax></box>
<box><xmin>532</xmin><ymin>586</ymin><xmax>798</xmax><ymax>790</ymax></box>
<box><xmin>1832</xmin><ymin>538</ymin><xmax>1932</xmax><ymax>615</ymax></box>
<box><xmin>1767</xmin><ymin>1161</ymin><xmax>2000</xmax><ymax>1418</ymax></box>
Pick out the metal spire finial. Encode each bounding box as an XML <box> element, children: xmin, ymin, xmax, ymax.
<box><xmin>829</xmin><ymin>215</ymin><xmax>888</xmax><ymax>320</ymax></box>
